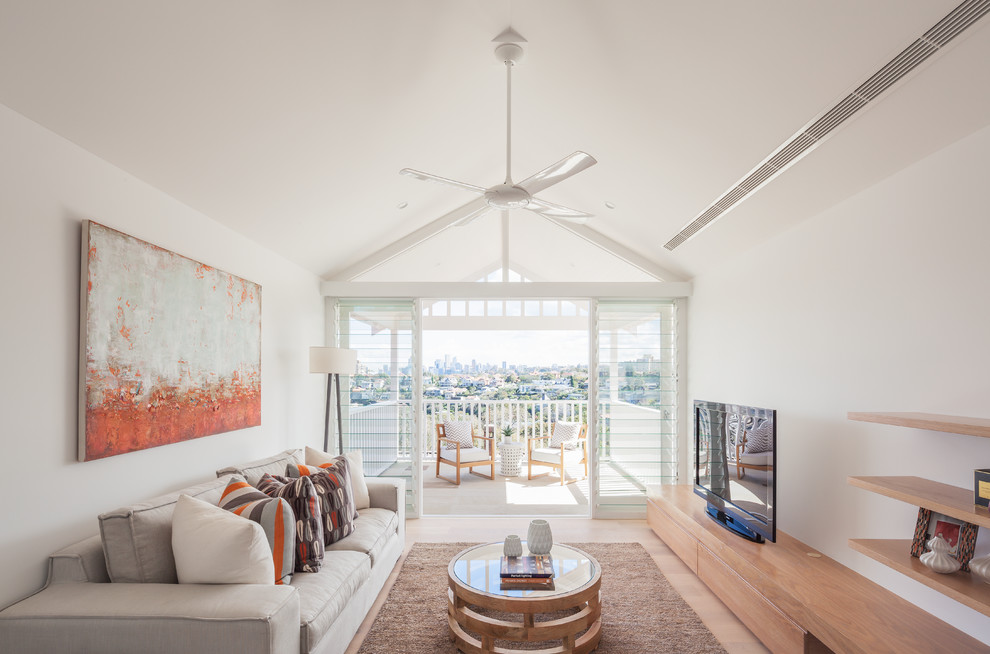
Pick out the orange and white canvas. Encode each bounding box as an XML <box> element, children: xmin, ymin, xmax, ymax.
<box><xmin>79</xmin><ymin>221</ymin><xmax>261</xmax><ymax>461</ymax></box>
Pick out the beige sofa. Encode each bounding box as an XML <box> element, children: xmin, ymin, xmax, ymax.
<box><xmin>0</xmin><ymin>450</ymin><xmax>405</xmax><ymax>654</ymax></box>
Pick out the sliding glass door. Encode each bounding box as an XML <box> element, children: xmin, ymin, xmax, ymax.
<box><xmin>592</xmin><ymin>300</ymin><xmax>678</xmax><ymax>518</ymax></box>
<box><xmin>335</xmin><ymin>299</ymin><xmax>420</xmax><ymax>517</ymax></box>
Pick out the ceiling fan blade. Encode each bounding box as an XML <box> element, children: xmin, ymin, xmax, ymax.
<box><xmin>517</xmin><ymin>151</ymin><xmax>597</xmax><ymax>195</ymax></box>
<box><xmin>450</xmin><ymin>197</ymin><xmax>495</xmax><ymax>226</ymax></box>
<box><xmin>400</xmin><ymin>168</ymin><xmax>486</xmax><ymax>195</ymax></box>
<box><xmin>526</xmin><ymin>196</ymin><xmax>594</xmax><ymax>221</ymax></box>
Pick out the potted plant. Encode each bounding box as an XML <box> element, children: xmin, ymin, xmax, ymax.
<box><xmin>500</xmin><ymin>424</ymin><xmax>516</xmax><ymax>443</ymax></box>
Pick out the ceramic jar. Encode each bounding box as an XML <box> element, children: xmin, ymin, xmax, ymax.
<box><xmin>969</xmin><ymin>553</ymin><xmax>990</xmax><ymax>583</ymax></box>
<box><xmin>527</xmin><ymin>519</ymin><xmax>553</xmax><ymax>555</ymax></box>
<box><xmin>503</xmin><ymin>534</ymin><xmax>522</xmax><ymax>558</ymax></box>
<box><xmin>920</xmin><ymin>534</ymin><xmax>961</xmax><ymax>574</ymax></box>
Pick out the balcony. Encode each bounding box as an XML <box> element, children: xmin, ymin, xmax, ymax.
<box><xmin>346</xmin><ymin>398</ymin><xmax>675</xmax><ymax>516</ymax></box>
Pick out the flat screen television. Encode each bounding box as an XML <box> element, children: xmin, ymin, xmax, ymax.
<box><xmin>693</xmin><ymin>400</ymin><xmax>776</xmax><ymax>543</ymax></box>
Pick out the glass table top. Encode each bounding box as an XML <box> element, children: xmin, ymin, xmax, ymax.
<box><xmin>450</xmin><ymin>542</ymin><xmax>597</xmax><ymax>598</ymax></box>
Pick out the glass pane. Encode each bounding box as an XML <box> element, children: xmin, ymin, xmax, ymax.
<box><xmin>487</xmin><ymin>300</ymin><xmax>503</xmax><ymax>316</ymax></box>
<box><xmin>596</xmin><ymin>300</ymin><xmax>678</xmax><ymax>517</ymax></box>
<box><xmin>337</xmin><ymin>300</ymin><xmax>417</xmax><ymax>515</ymax></box>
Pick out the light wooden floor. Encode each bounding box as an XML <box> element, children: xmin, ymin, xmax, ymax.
<box><xmin>343</xmin><ymin>517</ymin><xmax>769</xmax><ymax>654</ymax></box>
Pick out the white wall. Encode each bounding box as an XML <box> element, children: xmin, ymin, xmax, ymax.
<box><xmin>0</xmin><ymin>104</ymin><xmax>326</xmax><ymax>608</ymax></box>
<box><xmin>688</xmin><ymin>124</ymin><xmax>990</xmax><ymax>641</ymax></box>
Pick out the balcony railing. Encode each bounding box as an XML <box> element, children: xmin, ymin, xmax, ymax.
<box><xmin>347</xmin><ymin>397</ymin><xmax>674</xmax><ymax>485</ymax></box>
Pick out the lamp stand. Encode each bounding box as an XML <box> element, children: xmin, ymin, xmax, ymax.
<box><xmin>323</xmin><ymin>373</ymin><xmax>345</xmax><ymax>455</ymax></box>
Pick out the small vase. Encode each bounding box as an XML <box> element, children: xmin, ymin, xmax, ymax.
<box><xmin>527</xmin><ymin>519</ymin><xmax>553</xmax><ymax>555</ymax></box>
<box><xmin>969</xmin><ymin>554</ymin><xmax>990</xmax><ymax>583</ymax></box>
<box><xmin>920</xmin><ymin>534</ymin><xmax>961</xmax><ymax>574</ymax></box>
<box><xmin>503</xmin><ymin>535</ymin><xmax>522</xmax><ymax>558</ymax></box>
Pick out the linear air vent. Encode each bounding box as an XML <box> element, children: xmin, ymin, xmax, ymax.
<box><xmin>664</xmin><ymin>0</ymin><xmax>990</xmax><ymax>251</ymax></box>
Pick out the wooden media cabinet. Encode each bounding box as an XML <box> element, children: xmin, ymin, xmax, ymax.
<box><xmin>648</xmin><ymin>485</ymin><xmax>987</xmax><ymax>654</ymax></box>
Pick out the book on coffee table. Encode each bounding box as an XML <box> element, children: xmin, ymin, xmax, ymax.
<box><xmin>500</xmin><ymin>554</ymin><xmax>554</xmax><ymax>578</ymax></box>
<box><xmin>500</xmin><ymin>576</ymin><xmax>556</xmax><ymax>591</ymax></box>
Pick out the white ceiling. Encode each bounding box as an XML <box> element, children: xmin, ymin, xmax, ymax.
<box><xmin>2</xmin><ymin>1</ymin><xmax>988</xmax><ymax>282</ymax></box>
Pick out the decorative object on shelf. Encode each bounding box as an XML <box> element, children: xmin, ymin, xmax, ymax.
<box><xmin>920</xmin><ymin>535</ymin><xmax>962</xmax><ymax>574</ymax></box>
<box><xmin>503</xmin><ymin>535</ymin><xmax>522</xmax><ymax>558</ymax></box>
<box><xmin>527</xmin><ymin>519</ymin><xmax>553</xmax><ymax>555</ymax></box>
<box><xmin>910</xmin><ymin>507</ymin><xmax>978</xmax><ymax>571</ymax></box>
<box><xmin>309</xmin><ymin>347</ymin><xmax>358</xmax><ymax>455</ymax></box>
<box><xmin>969</xmin><ymin>554</ymin><xmax>990</xmax><ymax>584</ymax></box>
<box><xmin>975</xmin><ymin>468</ymin><xmax>990</xmax><ymax>508</ymax></box>
<box><xmin>501</xmin><ymin>424</ymin><xmax>516</xmax><ymax>443</ymax></box>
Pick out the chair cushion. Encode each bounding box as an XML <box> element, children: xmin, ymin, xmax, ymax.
<box><xmin>530</xmin><ymin>446</ymin><xmax>585</xmax><ymax>464</ymax></box>
<box><xmin>439</xmin><ymin>447</ymin><xmax>491</xmax><ymax>463</ymax></box>
<box><xmin>256</xmin><ymin>474</ymin><xmax>325</xmax><ymax>573</ymax></box>
<box><xmin>98</xmin><ymin>475</ymin><xmax>229</xmax><ymax>584</ymax></box>
<box><xmin>216</xmin><ymin>449</ymin><xmax>303</xmax><ymax>486</ymax></box>
<box><xmin>285</xmin><ymin>459</ymin><xmax>357</xmax><ymax>544</ymax></box>
<box><xmin>550</xmin><ymin>422</ymin><xmax>582</xmax><ymax>449</ymax></box>
<box><xmin>219</xmin><ymin>476</ymin><xmax>296</xmax><ymax>585</ymax></box>
<box><xmin>292</xmin><ymin>550</ymin><xmax>371</xmax><ymax>654</ymax></box>
<box><xmin>744</xmin><ymin>420</ymin><xmax>774</xmax><ymax>454</ymax></box>
<box><xmin>738</xmin><ymin>451</ymin><xmax>773</xmax><ymax>466</ymax></box>
<box><xmin>442</xmin><ymin>420</ymin><xmax>474</xmax><ymax>448</ymax></box>
<box><xmin>324</xmin><ymin>507</ymin><xmax>397</xmax><ymax>565</ymax></box>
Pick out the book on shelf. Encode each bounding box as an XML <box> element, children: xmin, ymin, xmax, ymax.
<box><xmin>500</xmin><ymin>554</ymin><xmax>554</xmax><ymax>578</ymax></box>
<box><xmin>500</xmin><ymin>577</ymin><xmax>555</xmax><ymax>591</ymax></box>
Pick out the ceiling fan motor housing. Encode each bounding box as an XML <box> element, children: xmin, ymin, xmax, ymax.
<box><xmin>485</xmin><ymin>184</ymin><xmax>530</xmax><ymax>209</ymax></box>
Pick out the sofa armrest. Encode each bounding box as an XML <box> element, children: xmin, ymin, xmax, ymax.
<box><xmin>48</xmin><ymin>535</ymin><xmax>110</xmax><ymax>585</ymax></box>
<box><xmin>365</xmin><ymin>478</ymin><xmax>405</xmax><ymax>514</ymax></box>
<box><xmin>0</xmin><ymin>582</ymin><xmax>299</xmax><ymax>654</ymax></box>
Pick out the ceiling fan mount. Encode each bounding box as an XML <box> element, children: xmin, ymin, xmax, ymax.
<box><xmin>400</xmin><ymin>32</ymin><xmax>597</xmax><ymax>226</ymax></box>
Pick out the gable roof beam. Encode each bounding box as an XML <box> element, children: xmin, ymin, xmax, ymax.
<box><xmin>325</xmin><ymin>198</ymin><xmax>486</xmax><ymax>281</ymax></box>
<box><xmin>320</xmin><ymin>281</ymin><xmax>692</xmax><ymax>298</ymax></box>
<box><xmin>543</xmin><ymin>218</ymin><xmax>685</xmax><ymax>282</ymax></box>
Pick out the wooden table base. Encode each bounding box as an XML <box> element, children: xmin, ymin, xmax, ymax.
<box><xmin>447</xmin><ymin>588</ymin><xmax>602</xmax><ymax>654</ymax></box>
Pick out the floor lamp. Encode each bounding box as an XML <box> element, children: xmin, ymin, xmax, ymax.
<box><xmin>309</xmin><ymin>347</ymin><xmax>358</xmax><ymax>455</ymax></box>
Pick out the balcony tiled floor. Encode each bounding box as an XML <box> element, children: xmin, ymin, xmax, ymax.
<box><xmin>416</xmin><ymin>459</ymin><xmax>644</xmax><ymax>516</ymax></box>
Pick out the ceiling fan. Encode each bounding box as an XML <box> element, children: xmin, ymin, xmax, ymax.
<box><xmin>400</xmin><ymin>35</ymin><xmax>597</xmax><ymax>226</ymax></box>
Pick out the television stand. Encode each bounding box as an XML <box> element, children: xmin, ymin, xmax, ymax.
<box><xmin>648</xmin><ymin>485</ymin><xmax>986</xmax><ymax>654</ymax></box>
<box><xmin>704</xmin><ymin>504</ymin><xmax>763</xmax><ymax>543</ymax></box>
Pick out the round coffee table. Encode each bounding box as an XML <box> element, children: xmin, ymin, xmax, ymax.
<box><xmin>447</xmin><ymin>542</ymin><xmax>601</xmax><ymax>653</ymax></box>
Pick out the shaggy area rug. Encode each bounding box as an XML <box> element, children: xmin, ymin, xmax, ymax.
<box><xmin>357</xmin><ymin>542</ymin><xmax>726</xmax><ymax>653</ymax></box>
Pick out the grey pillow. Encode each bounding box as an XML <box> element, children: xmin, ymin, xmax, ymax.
<box><xmin>216</xmin><ymin>449</ymin><xmax>303</xmax><ymax>486</ymax></box>
<box><xmin>744</xmin><ymin>420</ymin><xmax>774</xmax><ymax>454</ymax></box>
<box><xmin>98</xmin><ymin>476</ymin><xmax>228</xmax><ymax>583</ymax></box>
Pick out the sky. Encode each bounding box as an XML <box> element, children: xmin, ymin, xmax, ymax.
<box><xmin>423</xmin><ymin>330</ymin><xmax>589</xmax><ymax>367</ymax></box>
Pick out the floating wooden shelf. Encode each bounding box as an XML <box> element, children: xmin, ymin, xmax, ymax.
<box><xmin>847</xmin><ymin>412</ymin><xmax>990</xmax><ymax>438</ymax></box>
<box><xmin>849</xmin><ymin>538</ymin><xmax>990</xmax><ymax>618</ymax></box>
<box><xmin>847</xmin><ymin>476</ymin><xmax>990</xmax><ymax>529</ymax></box>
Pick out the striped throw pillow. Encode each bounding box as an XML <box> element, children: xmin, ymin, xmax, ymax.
<box><xmin>550</xmin><ymin>422</ymin><xmax>582</xmax><ymax>449</ymax></box>
<box><xmin>285</xmin><ymin>459</ymin><xmax>356</xmax><ymax>545</ymax></box>
<box><xmin>442</xmin><ymin>421</ymin><xmax>475</xmax><ymax>448</ymax></box>
<box><xmin>218</xmin><ymin>476</ymin><xmax>296</xmax><ymax>585</ymax></box>
<box><xmin>256</xmin><ymin>473</ymin><xmax>325</xmax><ymax>573</ymax></box>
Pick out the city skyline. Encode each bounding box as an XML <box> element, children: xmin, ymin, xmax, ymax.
<box><xmin>422</xmin><ymin>330</ymin><xmax>589</xmax><ymax>368</ymax></box>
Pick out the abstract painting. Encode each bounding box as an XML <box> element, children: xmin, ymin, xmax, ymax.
<box><xmin>79</xmin><ymin>221</ymin><xmax>261</xmax><ymax>461</ymax></box>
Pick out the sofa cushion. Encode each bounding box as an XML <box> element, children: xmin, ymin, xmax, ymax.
<box><xmin>286</xmin><ymin>459</ymin><xmax>357</xmax><ymax>542</ymax></box>
<box><xmin>324</xmin><ymin>508</ymin><xmax>397</xmax><ymax>566</ymax></box>
<box><xmin>216</xmin><ymin>449</ymin><xmax>303</xmax><ymax>486</ymax></box>
<box><xmin>172</xmin><ymin>494</ymin><xmax>274</xmax><ymax>585</ymax></box>
<box><xmin>256</xmin><ymin>474</ymin><xmax>325</xmax><ymax>573</ymax></box>
<box><xmin>291</xmin><ymin>550</ymin><xmax>371</xmax><ymax>654</ymax></box>
<box><xmin>219</xmin><ymin>476</ymin><xmax>296</xmax><ymax>584</ymax></box>
<box><xmin>306</xmin><ymin>447</ymin><xmax>371</xmax><ymax>510</ymax></box>
<box><xmin>98</xmin><ymin>476</ymin><xmax>229</xmax><ymax>584</ymax></box>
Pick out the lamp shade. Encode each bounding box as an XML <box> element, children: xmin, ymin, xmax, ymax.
<box><xmin>309</xmin><ymin>347</ymin><xmax>357</xmax><ymax>374</ymax></box>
